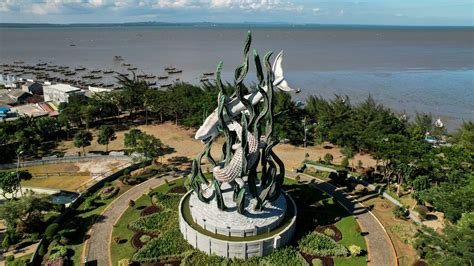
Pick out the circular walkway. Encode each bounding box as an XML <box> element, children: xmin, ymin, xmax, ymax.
<box><xmin>289</xmin><ymin>172</ymin><xmax>397</xmax><ymax>266</ymax></box>
<box><xmin>82</xmin><ymin>174</ymin><xmax>179</xmax><ymax>266</ymax></box>
<box><xmin>83</xmin><ymin>173</ymin><xmax>396</xmax><ymax>266</ymax></box>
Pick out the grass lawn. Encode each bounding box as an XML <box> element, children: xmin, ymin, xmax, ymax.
<box><xmin>110</xmin><ymin>178</ymin><xmax>186</xmax><ymax>264</ymax></box>
<box><xmin>14</xmin><ymin>163</ymin><xmax>92</xmax><ymax>191</ymax></box>
<box><xmin>334</xmin><ymin>210</ymin><xmax>368</xmax><ymax>266</ymax></box>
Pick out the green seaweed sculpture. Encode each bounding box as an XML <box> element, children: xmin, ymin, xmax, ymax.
<box><xmin>191</xmin><ymin>31</ymin><xmax>298</xmax><ymax>214</ymax></box>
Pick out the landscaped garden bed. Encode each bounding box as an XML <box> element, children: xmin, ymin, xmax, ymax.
<box><xmin>110</xmin><ymin>177</ymin><xmax>368</xmax><ymax>265</ymax></box>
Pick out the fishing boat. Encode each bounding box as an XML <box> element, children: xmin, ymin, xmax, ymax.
<box><xmin>128</xmin><ymin>67</ymin><xmax>137</xmax><ymax>71</ymax></box>
<box><xmin>122</xmin><ymin>63</ymin><xmax>131</xmax><ymax>66</ymax></box>
<box><xmin>137</xmin><ymin>74</ymin><xmax>147</xmax><ymax>78</ymax></box>
<box><xmin>168</xmin><ymin>69</ymin><xmax>182</xmax><ymax>74</ymax></box>
<box><xmin>64</xmin><ymin>71</ymin><xmax>76</xmax><ymax>76</ymax></box>
<box><xmin>164</xmin><ymin>66</ymin><xmax>175</xmax><ymax>71</ymax></box>
<box><xmin>91</xmin><ymin>70</ymin><xmax>101</xmax><ymax>73</ymax></box>
<box><xmin>114</xmin><ymin>56</ymin><xmax>124</xmax><ymax>61</ymax></box>
<box><xmin>103</xmin><ymin>70</ymin><xmax>114</xmax><ymax>74</ymax></box>
<box><xmin>90</xmin><ymin>76</ymin><xmax>101</xmax><ymax>80</ymax></box>
<box><xmin>146</xmin><ymin>75</ymin><xmax>156</xmax><ymax>79</ymax></box>
<box><xmin>158</xmin><ymin>75</ymin><xmax>168</xmax><ymax>80</ymax></box>
<box><xmin>147</xmin><ymin>81</ymin><xmax>157</xmax><ymax>86</ymax></box>
<box><xmin>82</xmin><ymin>75</ymin><xmax>93</xmax><ymax>79</ymax></box>
<box><xmin>203</xmin><ymin>72</ymin><xmax>214</xmax><ymax>76</ymax></box>
<box><xmin>75</xmin><ymin>67</ymin><xmax>86</xmax><ymax>71</ymax></box>
<box><xmin>14</xmin><ymin>61</ymin><xmax>24</xmax><ymax>64</ymax></box>
<box><xmin>200</xmin><ymin>78</ymin><xmax>209</xmax><ymax>82</ymax></box>
<box><xmin>58</xmin><ymin>66</ymin><xmax>69</xmax><ymax>69</ymax></box>
<box><xmin>160</xmin><ymin>83</ymin><xmax>173</xmax><ymax>88</ymax></box>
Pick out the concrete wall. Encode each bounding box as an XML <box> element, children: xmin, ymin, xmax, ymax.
<box><xmin>179</xmin><ymin>192</ymin><xmax>297</xmax><ymax>259</ymax></box>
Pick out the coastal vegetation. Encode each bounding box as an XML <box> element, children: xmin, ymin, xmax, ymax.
<box><xmin>0</xmin><ymin>74</ymin><xmax>472</xmax><ymax>264</ymax></box>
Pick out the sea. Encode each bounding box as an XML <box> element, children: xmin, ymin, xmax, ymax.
<box><xmin>0</xmin><ymin>25</ymin><xmax>473</xmax><ymax>131</ymax></box>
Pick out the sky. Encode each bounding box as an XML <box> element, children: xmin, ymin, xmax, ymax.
<box><xmin>0</xmin><ymin>0</ymin><xmax>472</xmax><ymax>26</ymax></box>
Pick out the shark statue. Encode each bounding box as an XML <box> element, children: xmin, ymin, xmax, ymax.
<box><xmin>195</xmin><ymin>51</ymin><xmax>299</xmax><ymax>143</ymax></box>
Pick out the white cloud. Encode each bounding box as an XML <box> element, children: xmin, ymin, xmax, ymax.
<box><xmin>312</xmin><ymin>7</ymin><xmax>320</xmax><ymax>12</ymax></box>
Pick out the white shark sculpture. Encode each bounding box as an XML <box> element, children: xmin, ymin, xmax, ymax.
<box><xmin>195</xmin><ymin>51</ymin><xmax>298</xmax><ymax>142</ymax></box>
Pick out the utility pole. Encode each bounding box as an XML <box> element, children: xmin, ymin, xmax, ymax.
<box><xmin>303</xmin><ymin>116</ymin><xmax>307</xmax><ymax>161</ymax></box>
<box><xmin>16</xmin><ymin>150</ymin><xmax>23</xmax><ymax>197</ymax></box>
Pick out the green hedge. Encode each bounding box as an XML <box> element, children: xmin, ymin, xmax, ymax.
<box><xmin>298</xmin><ymin>232</ymin><xmax>348</xmax><ymax>257</ymax></box>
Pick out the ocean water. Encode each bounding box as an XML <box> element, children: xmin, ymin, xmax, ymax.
<box><xmin>0</xmin><ymin>26</ymin><xmax>472</xmax><ymax>130</ymax></box>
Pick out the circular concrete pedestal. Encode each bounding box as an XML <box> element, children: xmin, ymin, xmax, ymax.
<box><xmin>179</xmin><ymin>190</ymin><xmax>297</xmax><ymax>259</ymax></box>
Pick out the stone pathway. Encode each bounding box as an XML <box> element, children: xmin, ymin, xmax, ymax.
<box><xmin>290</xmin><ymin>172</ymin><xmax>397</xmax><ymax>266</ymax></box>
<box><xmin>82</xmin><ymin>174</ymin><xmax>179</xmax><ymax>266</ymax></box>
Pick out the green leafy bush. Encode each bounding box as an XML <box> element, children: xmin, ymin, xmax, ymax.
<box><xmin>45</xmin><ymin>223</ymin><xmax>59</xmax><ymax>239</ymax></box>
<box><xmin>260</xmin><ymin>247</ymin><xmax>307</xmax><ymax>265</ymax></box>
<box><xmin>348</xmin><ymin>244</ymin><xmax>362</xmax><ymax>256</ymax></box>
<box><xmin>10</xmin><ymin>259</ymin><xmax>28</xmax><ymax>266</ymax></box>
<box><xmin>392</xmin><ymin>206</ymin><xmax>408</xmax><ymax>219</ymax></box>
<box><xmin>131</xmin><ymin>228</ymin><xmax>191</xmax><ymax>263</ymax></box>
<box><xmin>150</xmin><ymin>193</ymin><xmax>181</xmax><ymax>209</ymax></box>
<box><xmin>298</xmin><ymin>232</ymin><xmax>348</xmax><ymax>257</ymax></box>
<box><xmin>129</xmin><ymin>211</ymin><xmax>176</xmax><ymax>234</ymax></box>
<box><xmin>49</xmin><ymin>245</ymin><xmax>68</xmax><ymax>259</ymax></box>
<box><xmin>118</xmin><ymin>259</ymin><xmax>130</xmax><ymax>266</ymax></box>
<box><xmin>312</xmin><ymin>258</ymin><xmax>323</xmax><ymax>266</ymax></box>
<box><xmin>323</xmin><ymin>227</ymin><xmax>336</xmax><ymax>237</ymax></box>
<box><xmin>6</xmin><ymin>255</ymin><xmax>14</xmax><ymax>262</ymax></box>
<box><xmin>323</xmin><ymin>153</ymin><xmax>334</xmax><ymax>164</ymax></box>
<box><xmin>139</xmin><ymin>234</ymin><xmax>152</xmax><ymax>243</ymax></box>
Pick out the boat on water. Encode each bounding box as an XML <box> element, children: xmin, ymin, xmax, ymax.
<box><xmin>203</xmin><ymin>72</ymin><xmax>214</xmax><ymax>76</ymax></box>
<box><xmin>137</xmin><ymin>74</ymin><xmax>147</xmax><ymax>78</ymax></box>
<box><xmin>164</xmin><ymin>66</ymin><xmax>175</xmax><ymax>71</ymax></box>
<box><xmin>37</xmin><ymin>63</ymin><xmax>47</xmax><ymax>66</ymax></box>
<box><xmin>122</xmin><ymin>63</ymin><xmax>131</xmax><ymax>66</ymax></box>
<box><xmin>147</xmin><ymin>81</ymin><xmax>157</xmax><ymax>86</ymax></box>
<box><xmin>114</xmin><ymin>56</ymin><xmax>124</xmax><ymax>61</ymax></box>
<box><xmin>58</xmin><ymin>66</ymin><xmax>69</xmax><ymax>69</ymax></box>
<box><xmin>160</xmin><ymin>83</ymin><xmax>173</xmax><ymax>88</ymax></box>
<box><xmin>75</xmin><ymin>67</ymin><xmax>86</xmax><ymax>71</ymax></box>
<box><xmin>158</xmin><ymin>75</ymin><xmax>168</xmax><ymax>80</ymax></box>
<box><xmin>103</xmin><ymin>70</ymin><xmax>114</xmax><ymax>74</ymax></box>
<box><xmin>168</xmin><ymin>69</ymin><xmax>183</xmax><ymax>74</ymax></box>
<box><xmin>146</xmin><ymin>75</ymin><xmax>156</xmax><ymax>79</ymax></box>
<box><xmin>200</xmin><ymin>78</ymin><xmax>209</xmax><ymax>82</ymax></box>
<box><xmin>91</xmin><ymin>70</ymin><xmax>101</xmax><ymax>73</ymax></box>
<box><xmin>128</xmin><ymin>67</ymin><xmax>138</xmax><ymax>71</ymax></box>
<box><xmin>90</xmin><ymin>76</ymin><xmax>101</xmax><ymax>80</ymax></box>
<box><xmin>14</xmin><ymin>61</ymin><xmax>24</xmax><ymax>64</ymax></box>
<box><xmin>82</xmin><ymin>75</ymin><xmax>93</xmax><ymax>79</ymax></box>
<box><xmin>64</xmin><ymin>71</ymin><xmax>76</xmax><ymax>76</ymax></box>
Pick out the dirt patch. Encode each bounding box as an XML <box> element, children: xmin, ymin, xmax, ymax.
<box><xmin>300</xmin><ymin>252</ymin><xmax>334</xmax><ymax>266</ymax></box>
<box><xmin>140</xmin><ymin>206</ymin><xmax>162</xmax><ymax>216</ymax></box>
<box><xmin>315</xmin><ymin>224</ymin><xmax>343</xmax><ymax>242</ymax></box>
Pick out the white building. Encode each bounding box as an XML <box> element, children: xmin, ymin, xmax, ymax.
<box><xmin>43</xmin><ymin>83</ymin><xmax>84</xmax><ymax>103</ymax></box>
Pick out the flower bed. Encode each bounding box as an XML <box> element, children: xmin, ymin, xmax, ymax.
<box><xmin>140</xmin><ymin>205</ymin><xmax>162</xmax><ymax>216</ymax></box>
<box><xmin>100</xmin><ymin>186</ymin><xmax>119</xmax><ymax>200</ymax></box>
<box><xmin>169</xmin><ymin>186</ymin><xmax>187</xmax><ymax>194</ymax></box>
<box><xmin>298</xmin><ymin>232</ymin><xmax>348</xmax><ymax>257</ymax></box>
<box><xmin>315</xmin><ymin>224</ymin><xmax>343</xmax><ymax>242</ymax></box>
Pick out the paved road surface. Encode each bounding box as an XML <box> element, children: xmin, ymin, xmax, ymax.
<box><xmin>83</xmin><ymin>175</ymin><xmax>178</xmax><ymax>266</ymax></box>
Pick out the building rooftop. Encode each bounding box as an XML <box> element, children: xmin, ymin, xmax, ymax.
<box><xmin>44</xmin><ymin>83</ymin><xmax>81</xmax><ymax>93</ymax></box>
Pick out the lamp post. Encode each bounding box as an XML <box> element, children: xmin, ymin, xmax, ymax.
<box><xmin>16</xmin><ymin>150</ymin><xmax>23</xmax><ymax>197</ymax></box>
<box><xmin>303</xmin><ymin>116</ymin><xmax>307</xmax><ymax>161</ymax></box>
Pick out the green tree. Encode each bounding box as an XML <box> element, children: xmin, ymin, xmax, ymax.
<box><xmin>0</xmin><ymin>171</ymin><xmax>30</xmax><ymax>200</ymax></box>
<box><xmin>97</xmin><ymin>125</ymin><xmax>116</xmax><ymax>152</ymax></box>
<box><xmin>74</xmin><ymin>131</ymin><xmax>93</xmax><ymax>156</ymax></box>
<box><xmin>323</xmin><ymin>153</ymin><xmax>334</xmax><ymax>164</ymax></box>
<box><xmin>414</xmin><ymin>212</ymin><xmax>474</xmax><ymax>265</ymax></box>
<box><xmin>125</xmin><ymin>131</ymin><xmax>163</xmax><ymax>160</ymax></box>
<box><xmin>124</xmin><ymin>129</ymin><xmax>143</xmax><ymax>148</ymax></box>
<box><xmin>453</xmin><ymin>121</ymin><xmax>474</xmax><ymax>151</ymax></box>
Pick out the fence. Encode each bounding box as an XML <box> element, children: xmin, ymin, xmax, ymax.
<box><xmin>0</xmin><ymin>154</ymin><xmax>131</xmax><ymax>170</ymax></box>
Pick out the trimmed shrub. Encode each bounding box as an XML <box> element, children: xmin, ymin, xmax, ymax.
<box><xmin>298</xmin><ymin>232</ymin><xmax>348</xmax><ymax>257</ymax></box>
<box><xmin>6</xmin><ymin>255</ymin><xmax>14</xmax><ymax>262</ymax></box>
<box><xmin>2</xmin><ymin>233</ymin><xmax>11</xmax><ymax>250</ymax></box>
<box><xmin>139</xmin><ymin>234</ymin><xmax>152</xmax><ymax>243</ymax></box>
<box><xmin>118</xmin><ymin>259</ymin><xmax>130</xmax><ymax>266</ymax></box>
<box><xmin>128</xmin><ymin>199</ymin><xmax>135</xmax><ymax>207</ymax></box>
<box><xmin>114</xmin><ymin>236</ymin><xmax>121</xmax><ymax>244</ymax></box>
<box><xmin>45</xmin><ymin>223</ymin><xmax>59</xmax><ymax>240</ymax></box>
<box><xmin>323</xmin><ymin>227</ymin><xmax>336</xmax><ymax>237</ymax></box>
<box><xmin>10</xmin><ymin>259</ymin><xmax>28</xmax><ymax>266</ymax></box>
<box><xmin>348</xmin><ymin>244</ymin><xmax>362</xmax><ymax>256</ymax></box>
<box><xmin>132</xmin><ymin>228</ymin><xmax>190</xmax><ymax>262</ymax></box>
<box><xmin>49</xmin><ymin>245</ymin><xmax>68</xmax><ymax>259</ymax></box>
<box><xmin>38</xmin><ymin>242</ymin><xmax>47</xmax><ymax>256</ymax></box>
<box><xmin>312</xmin><ymin>258</ymin><xmax>323</xmax><ymax>266</ymax></box>
<box><xmin>100</xmin><ymin>186</ymin><xmax>119</xmax><ymax>200</ymax></box>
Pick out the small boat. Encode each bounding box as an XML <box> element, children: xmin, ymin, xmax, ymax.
<box><xmin>103</xmin><ymin>70</ymin><xmax>114</xmax><ymax>74</ymax></box>
<box><xmin>168</xmin><ymin>69</ymin><xmax>182</xmax><ymax>74</ymax></box>
<box><xmin>200</xmin><ymin>78</ymin><xmax>209</xmax><ymax>82</ymax></box>
<box><xmin>147</xmin><ymin>81</ymin><xmax>157</xmax><ymax>86</ymax></box>
<box><xmin>59</xmin><ymin>66</ymin><xmax>69</xmax><ymax>69</ymax></box>
<box><xmin>146</xmin><ymin>75</ymin><xmax>156</xmax><ymax>79</ymax></box>
<box><xmin>90</xmin><ymin>75</ymin><xmax>101</xmax><ymax>80</ymax></box>
<box><xmin>164</xmin><ymin>66</ymin><xmax>175</xmax><ymax>71</ymax></box>
<box><xmin>137</xmin><ymin>74</ymin><xmax>147</xmax><ymax>78</ymax></box>
<box><xmin>122</xmin><ymin>63</ymin><xmax>131</xmax><ymax>66</ymax></box>
<box><xmin>117</xmin><ymin>73</ymin><xmax>130</xmax><ymax>77</ymax></box>
<box><xmin>82</xmin><ymin>75</ymin><xmax>93</xmax><ymax>79</ymax></box>
<box><xmin>75</xmin><ymin>67</ymin><xmax>86</xmax><ymax>71</ymax></box>
<box><xmin>70</xmin><ymin>44</ymin><xmax>76</xmax><ymax>47</ymax></box>
<box><xmin>158</xmin><ymin>75</ymin><xmax>168</xmax><ymax>80</ymax></box>
<box><xmin>64</xmin><ymin>71</ymin><xmax>76</xmax><ymax>76</ymax></box>
<box><xmin>14</xmin><ymin>61</ymin><xmax>24</xmax><ymax>64</ymax></box>
<box><xmin>128</xmin><ymin>67</ymin><xmax>137</xmax><ymax>71</ymax></box>
<box><xmin>160</xmin><ymin>83</ymin><xmax>172</xmax><ymax>88</ymax></box>
<box><xmin>37</xmin><ymin>63</ymin><xmax>47</xmax><ymax>66</ymax></box>
<box><xmin>91</xmin><ymin>70</ymin><xmax>101</xmax><ymax>73</ymax></box>
<box><xmin>114</xmin><ymin>56</ymin><xmax>124</xmax><ymax>61</ymax></box>
<box><xmin>203</xmin><ymin>72</ymin><xmax>214</xmax><ymax>76</ymax></box>
<box><xmin>103</xmin><ymin>83</ymin><xmax>114</xmax><ymax>88</ymax></box>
